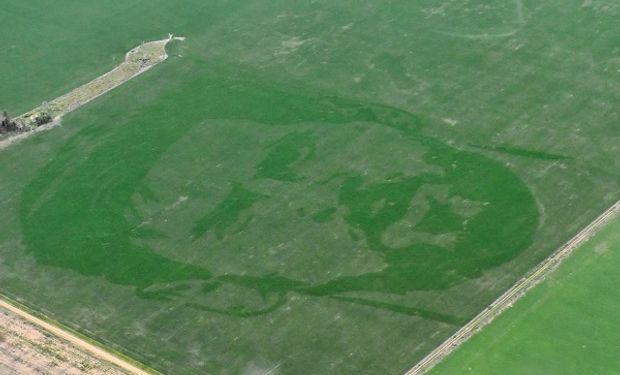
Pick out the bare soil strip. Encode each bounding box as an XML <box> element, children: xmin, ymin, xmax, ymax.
<box><xmin>0</xmin><ymin>298</ymin><xmax>153</xmax><ymax>375</ymax></box>
<box><xmin>405</xmin><ymin>199</ymin><xmax>620</xmax><ymax>375</ymax></box>
<box><xmin>0</xmin><ymin>34</ymin><xmax>183</xmax><ymax>151</ymax></box>
<box><xmin>0</xmin><ymin>303</ymin><xmax>129</xmax><ymax>375</ymax></box>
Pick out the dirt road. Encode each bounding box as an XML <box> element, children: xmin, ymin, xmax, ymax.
<box><xmin>0</xmin><ymin>298</ymin><xmax>153</xmax><ymax>375</ymax></box>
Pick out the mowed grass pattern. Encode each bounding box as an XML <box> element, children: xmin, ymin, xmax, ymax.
<box><xmin>430</xmin><ymin>215</ymin><xmax>620</xmax><ymax>375</ymax></box>
<box><xmin>0</xmin><ymin>0</ymin><xmax>619</xmax><ymax>374</ymax></box>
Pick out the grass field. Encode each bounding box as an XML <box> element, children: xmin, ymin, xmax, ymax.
<box><xmin>1</xmin><ymin>1</ymin><xmax>619</xmax><ymax>374</ymax></box>
<box><xmin>429</xmin><ymin>215</ymin><xmax>620</xmax><ymax>375</ymax></box>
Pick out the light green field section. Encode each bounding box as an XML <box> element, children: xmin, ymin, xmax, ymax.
<box><xmin>430</xmin><ymin>215</ymin><xmax>620</xmax><ymax>375</ymax></box>
<box><xmin>0</xmin><ymin>1</ymin><xmax>619</xmax><ymax>374</ymax></box>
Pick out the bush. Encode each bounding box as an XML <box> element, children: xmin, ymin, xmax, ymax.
<box><xmin>0</xmin><ymin>111</ymin><xmax>19</xmax><ymax>133</ymax></box>
<box><xmin>34</xmin><ymin>112</ymin><xmax>52</xmax><ymax>126</ymax></box>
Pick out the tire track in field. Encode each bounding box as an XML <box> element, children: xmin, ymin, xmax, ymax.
<box><xmin>405</xmin><ymin>199</ymin><xmax>620</xmax><ymax>375</ymax></box>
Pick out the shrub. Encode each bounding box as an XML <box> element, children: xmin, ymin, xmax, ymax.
<box><xmin>34</xmin><ymin>112</ymin><xmax>52</xmax><ymax>126</ymax></box>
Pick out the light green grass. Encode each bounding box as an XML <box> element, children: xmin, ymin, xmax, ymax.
<box><xmin>430</xmin><ymin>214</ymin><xmax>620</xmax><ymax>375</ymax></box>
<box><xmin>1</xmin><ymin>1</ymin><xmax>619</xmax><ymax>374</ymax></box>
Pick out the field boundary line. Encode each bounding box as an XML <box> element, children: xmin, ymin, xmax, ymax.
<box><xmin>405</xmin><ymin>199</ymin><xmax>620</xmax><ymax>375</ymax></box>
<box><xmin>0</xmin><ymin>293</ymin><xmax>160</xmax><ymax>375</ymax></box>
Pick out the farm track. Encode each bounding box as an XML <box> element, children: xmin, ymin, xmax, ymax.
<box><xmin>0</xmin><ymin>301</ymin><xmax>129</xmax><ymax>375</ymax></box>
<box><xmin>0</xmin><ymin>297</ymin><xmax>153</xmax><ymax>375</ymax></box>
<box><xmin>405</xmin><ymin>199</ymin><xmax>620</xmax><ymax>375</ymax></box>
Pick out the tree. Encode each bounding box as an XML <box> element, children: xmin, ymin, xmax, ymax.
<box><xmin>0</xmin><ymin>111</ymin><xmax>20</xmax><ymax>133</ymax></box>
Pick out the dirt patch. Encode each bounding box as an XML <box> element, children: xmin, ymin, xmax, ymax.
<box><xmin>0</xmin><ymin>304</ymin><xmax>128</xmax><ymax>375</ymax></box>
<box><xmin>594</xmin><ymin>242</ymin><xmax>609</xmax><ymax>255</ymax></box>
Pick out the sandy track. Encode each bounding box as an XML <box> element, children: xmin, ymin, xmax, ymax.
<box><xmin>0</xmin><ymin>298</ymin><xmax>154</xmax><ymax>375</ymax></box>
<box><xmin>405</xmin><ymin>199</ymin><xmax>620</xmax><ymax>375</ymax></box>
<box><xmin>0</xmin><ymin>300</ymin><xmax>131</xmax><ymax>375</ymax></box>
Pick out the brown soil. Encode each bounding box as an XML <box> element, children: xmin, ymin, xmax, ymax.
<box><xmin>0</xmin><ymin>303</ymin><xmax>129</xmax><ymax>375</ymax></box>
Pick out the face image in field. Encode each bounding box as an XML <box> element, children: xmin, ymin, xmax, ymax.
<box><xmin>19</xmin><ymin>78</ymin><xmax>539</xmax><ymax>323</ymax></box>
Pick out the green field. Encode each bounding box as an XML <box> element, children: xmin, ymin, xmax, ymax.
<box><xmin>1</xmin><ymin>1</ymin><xmax>619</xmax><ymax>374</ymax></box>
<box><xmin>430</xmin><ymin>215</ymin><xmax>620</xmax><ymax>375</ymax></box>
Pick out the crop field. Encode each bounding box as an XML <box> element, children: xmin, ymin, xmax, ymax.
<box><xmin>429</xmin><ymin>215</ymin><xmax>620</xmax><ymax>375</ymax></box>
<box><xmin>0</xmin><ymin>1</ymin><xmax>619</xmax><ymax>374</ymax></box>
